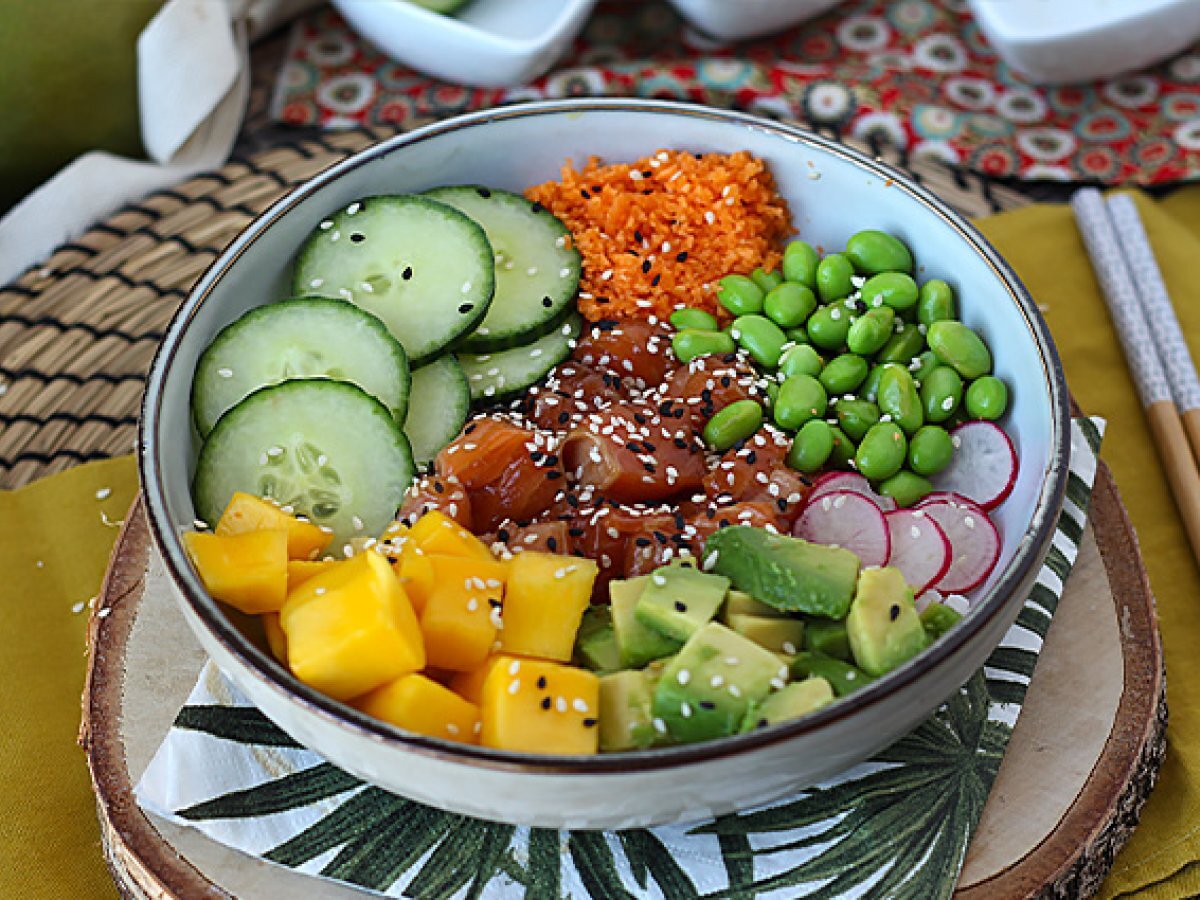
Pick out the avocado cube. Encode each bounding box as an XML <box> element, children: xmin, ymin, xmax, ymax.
<box><xmin>790</xmin><ymin>651</ymin><xmax>873</xmax><ymax>697</ymax></box>
<box><xmin>652</xmin><ymin>622</ymin><xmax>788</xmax><ymax>744</ymax></box>
<box><xmin>725</xmin><ymin>613</ymin><xmax>806</xmax><ymax>655</ymax></box>
<box><xmin>574</xmin><ymin>606</ymin><xmax>621</xmax><ymax>674</ymax></box>
<box><xmin>723</xmin><ymin>590</ymin><xmax>787</xmax><ymax>619</ymax></box>
<box><xmin>846</xmin><ymin>567</ymin><xmax>928</xmax><ymax>677</ymax></box>
<box><xmin>804</xmin><ymin>618</ymin><xmax>852</xmax><ymax>660</ymax></box>
<box><xmin>740</xmin><ymin>677</ymin><xmax>835</xmax><ymax>732</ymax></box>
<box><xmin>599</xmin><ymin>668</ymin><xmax>660</xmax><ymax>751</ymax></box>
<box><xmin>707</xmin><ymin>526</ymin><xmax>861</xmax><ymax>618</ymax></box>
<box><xmin>611</xmin><ymin>577</ymin><xmax>682</xmax><ymax>668</ymax></box>
<box><xmin>635</xmin><ymin>564</ymin><xmax>730</xmax><ymax>642</ymax></box>
<box><xmin>920</xmin><ymin>602</ymin><xmax>963</xmax><ymax>641</ymax></box>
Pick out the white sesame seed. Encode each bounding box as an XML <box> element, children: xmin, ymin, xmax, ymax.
<box><xmin>95</xmin><ymin>487</ymin><xmax>112</xmax><ymax>500</ymax></box>
<box><xmin>710</xmin><ymin>674</ymin><xmax>725</xmax><ymax>688</ymax></box>
<box><xmin>346</xmin><ymin>202</ymin><xmax>361</xmax><ymax>215</ymax></box>
<box><xmin>508</xmin><ymin>660</ymin><xmax>521</xmax><ymax>676</ymax></box>
<box><xmin>677</xmin><ymin>669</ymin><xmax>691</xmax><ymax>685</ymax></box>
<box><xmin>508</xmin><ymin>679</ymin><xmax>521</xmax><ymax>695</ymax></box>
<box><xmin>728</xmin><ymin>684</ymin><xmax>742</xmax><ymax>698</ymax></box>
<box><xmin>556</xmin><ymin>697</ymin><xmax>568</xmax><ymax>712</ymax></box>
<box><xmin>680</xmin><ymin>702</ymin><xmax>693</xmax><ymax>718</ymax></box>
<box><xmin>573</xmin><ymin>698</ymin><xmax>590</xmax><ymax>714</ymax></box>
<box><xmin>217</xmin><ymin>368</ymin><xmax>234</xmax><ymax>379</ymax></box>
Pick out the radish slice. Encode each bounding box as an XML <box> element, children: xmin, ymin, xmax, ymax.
<box><xmin>793</xmin><ymin>489</ymin><xmax>891</xmax><ymax>567</ymax></box>
<box><xmin>884</xmin><ymin>509</ymin><xmax>951</xmax><ymax>595</ymax></box>
<box><xmin>915</xmin><ymin>496</ymin><xmax>1001</xmax><ymax>594</ymax></box>
<box><xmin>807</xmin><ymin>471</ymin><xmax>897</xmax><ymax>512</ymax></box>
<box><xmin>928</xmin><ymin>420</ymin><xmax>1018</xmax><ymax>511</ymax></box>
<box><xmin>914</xmin><ymin>589</ymin><xmax>943</xmax><ymax>614</ymax></box>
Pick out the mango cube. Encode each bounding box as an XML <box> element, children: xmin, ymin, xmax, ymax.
<box><xmin>448</xmin><ymin>656</ymin><xmax>507</xmax><ymax>705</ymax></box>
<box><xmin>215</xmin><ymin>491</ymin><xmax>331</xmax><ymax>560</ymax></box>
<box><xmin>281</xmin><ymin>551</ymin><xmax>424</xmax><ymax>700</ymax></box>
<box><xmin>262</xmin><ymin>613</ymin><xmax>288</xmax><ymax>664</ymax></box>
<box><xmin>286</xmin><ymin>559</ymin><xmax>338</xmax><ymax>592</ymax></box>
<box><xmin>480</xmin><ymin>658</ymin><xmax>600</xmax><ymax>755</ymax></box>
<box><xmin>183</xmin><ymin>529</ymin><xmax>288</xmax><ymax>615</ymax></box>
<box><xmin>500</xmin><ymin>552</ymin><xmax>597</xmax><ymax>662</ymax></box>
<box><xmin>392</xmin><ymin>545</ymin><xmax>435</xmax><ymax>616</ymax></box>
<box><xmin>354</xmin><ymin>673</ymin><xmax>480</xmax><ymax>744</ymax></box>
<box><xmin>420</xmin><ymin>556</ymin><xmax>507</xmax><ymax>672</ymax></box>
<box><xmin>408</xmin><ymin>509</ymin><xmax>493</xmax><ymax>561</ymax></box>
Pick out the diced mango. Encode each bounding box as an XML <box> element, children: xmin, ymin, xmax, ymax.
<box><xmin>480</xmin><ymin>658</ymin><xmax>600</xmax><ymax>755</ymax></box>
<box><xmin>380</xmin><ymin>520</ymin><xmax>409</xmax><ymax>542</ymax></box>
<box><xmin>408</xmin><ymin>509</ymin><xmax>493</xmax><ymax>562</ymax></box>
<box><xmin>262</xmin><ymin>613</ymin><xmax>288</xmax><ymax>664</ymax></box>
<box><xmin>392</xmin><ymin>545</ymin><xmax>435</xmax><ymax>616</ymax></box>
<box><xmin>281</xmin><ymin>551</ymin><xmax>424</xmax><ymax>700</ymax></box>
<box><xmin>448</xmin><ymin>656</ymin><xmax>507</xmax><ymax>705</ymax></box>
<box><xmin>420</xmin><ymin>556</ymin><xmax>507</xmax><ymax>672</ymax></box>
<box><xmin>183</xmin><ymin>529</ymin><xmax>288</xmax><ymax>615</ymax></box>
<box><xmin>215</xmin><ymin>491</ymin><xmax>331</xmax><ymax>560</ymax></box>
<box><xmin>353</xmin><ymin>673</ymin><xmax>480</xmax><ymax>744</ymax></box>
<box><xmin>500</xmin><ymin>552</ymin><xmax>597</xmax><ymax>662</ymax></box>
<box><xmin>286</xmin><ymin>559</ymin><xmax>338</xmax><ymax>592</ymax></box>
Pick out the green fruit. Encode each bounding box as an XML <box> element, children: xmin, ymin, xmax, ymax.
<box><xmin>732</xmin><ymin>314</ymin><xmax>788</xmax><ymax>368</ymax></box>
<box><xmin>908</xmin><ymin>425</ymin><xmax>954</xmax><ymax>476</ymax></box>
<box><xmin>782</xmin><ymin>240</ymin><xmax>820</xmax><ymax>288</ymax></box>
<box><xmin>855</xmin><ymin>422</ymin><xmax>907</xmax><ymax>481</ymax></box>
<box><xmin>780</xmin><ymin>344</ymin><xmax>824</xmax><ymax>380</ymax></box>
<box><xmin>965</xmin><ymin>376</ymin><xmax>1009</xmax><ymax>420</ymax></box>
<box><xmin>787</xmin><ymin>420</ymin><xmax>835</xmax><ymax>473</ymax></box>
<box><xmin>816</xmin><ymin>253</ymin><xmax>855</xmax><ymax>302</ymax></box>
<box><xmin>917</xmin><ymin>279</ymin><xmax>956</xmax><ymax>327</ymax></box>
<box><xmin>673</xmin><ymin>329</ymin><xmax>736</xmax><ymax>364</ymax></box>
<box><xmin>717</xmin><ymin>275</ymin><xmax>765</xmax><ymax>317</ymax></box>
<box><xmin>703</xmin><ymin>399</ymin><xmax>764</xmax><ymax>450</ymax></box>
<box><xmin>845</xmin><ymin>230</ymin><xmax>914</xmax><ymax>275</ymax></box>
<box><xmin>819</xmin><ymin>353</ymin><xmax>869</xmax><ymax>395</ymax></box>
<box><xmin>774</xmin><ymin>374</ymin><xmax>828</xmax><ymax>431</ymax></box>
<box><xmin>763</xmin><ymin>282</ymin><xmax>817</xmax><ymax>329</ymax></box>
<box><xmin>669</xmin><ymin>308</ymin><xmax>719</xmax><ymax>331</ymax></box>
<box><xmin>928</xmin><ymin>321</ymin><xmax>992</xmax><ymax>379</ymax></box>
<box><xmin>860</xmin><ymin>272</ymin><xmax>919</xmax><ymax>312</ymax></box>
<box><xmin>920</xmin><ymin>365</ymin><xmax>964</xmax><ymax>423</ymax></box>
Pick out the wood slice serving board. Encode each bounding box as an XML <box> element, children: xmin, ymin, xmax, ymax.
<box><xmin>81</xmin><ymin>460</ymin><xmax>1163</xmax><ymax>900</ymax></box>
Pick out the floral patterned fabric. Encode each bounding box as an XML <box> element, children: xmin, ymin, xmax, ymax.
<box><xmin>271</xmin><ymin>0</ymin><xmax>1200</xmax><ymax>186</ymax></box>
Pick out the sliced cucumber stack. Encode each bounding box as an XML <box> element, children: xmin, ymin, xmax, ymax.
<box><xmin>458</xmin><ymin>313</ymin><xmax>583</xmax><ymax>403</ymax></box>
<box><xmin>194</xmin><ymin>379</ymin><xmax>415</xmax><ymax>545</ymax></box>
<box><xmin>191</xmin><ymin>297</ymin><xmax>410</xmax><ymax>437</ymax></box>
<box><xmin>404</xmin><ymin>355</ymin><xmax>470</xmax><ymax>468</ymax></box>
<box><xmin>293</xmin><ymin>195</ymin><xmax>495</xmax><ymax>365</ymax></box>
<box><xmin>425</xmin><ymin>186</ymin><xmax>580</xmax><ymax>352</ymax></box>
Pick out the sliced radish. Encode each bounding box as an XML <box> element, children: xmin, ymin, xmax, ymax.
<box><xmin>928</xmin><ymin>420</ymin><xmax>1018</xmax><ymax>511</ymax></box>
<box><xmin>793</xmin><ymin>489</ymin><xmax>891</xmax><ymax>568</ymax></box>
<box><xmin>914</xmin><ymin>589</ymin><xmax>943</xmax><ymax>614</ymax></box>
<box><xmin>915</xmin><ymin>496</ymin><xmax>1001</xmax><ymax>594</ymax></box>
<box><xmin>884</xmin><ymin>508</ymin><xmax>951</xmax><ymax>595</ymax></box>
<box><xmin>807</xmin><ymin>471</ymin><xmax>896</xmax><ymax>512</ymax></box>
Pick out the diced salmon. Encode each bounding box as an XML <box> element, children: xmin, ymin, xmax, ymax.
<box><xmin>396</xmin><ymin>474</ymin><xmax>473</xmax><ymax>530</ymax></box>
<box><xmin>686</xmin><ymin>501</ymin><xmax>786</xmax><ymax>554</ymax></box>
<box><xmin>571</xmin><ymin>505</ymin><xmax>678</xmax><ymax>588</ymax></box>
<box><xmin>485</xmin><ymin>520</ymin><xmax>574</xmax><ymax>557</ymax></box>
<box><xmin>660</xmin><ymin>353</ymin><xmax>763</xmax><ymax>426</ymax></box>
<box><xmin>702</xmin><ymin>430</ymin><xmax>811</xmax><ymax>525</ymax></box>
<box><xmin>520</xmin><ymin>362</ymin><xmax>622</xmax><ymax>432</ymax></box>
<box><xmin>573</xmin><ymin>320</ymin><xmax>675</xmax><ymax>388</ymax></box>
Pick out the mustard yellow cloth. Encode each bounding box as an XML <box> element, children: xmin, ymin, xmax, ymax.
<box><xmin>6</xmin><ymin>189</ymin><xmax>1200</xmax><ymax>898</ymax></box>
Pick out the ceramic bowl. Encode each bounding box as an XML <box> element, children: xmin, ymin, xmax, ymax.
<box><xmin>666</xmin><ymin>0</ymin><xmax>846</xmax><ymax>42</ymax></box>
<box><xmin>140</xmin><ymin>99</ymin><xmax>1069</xmax><ymax>829</ymax></box>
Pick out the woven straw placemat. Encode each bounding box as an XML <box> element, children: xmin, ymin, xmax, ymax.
<box><xmin>0</xmin><ymin>123</ymin><xmax>1029</xmax><ymax>490</ymax></box>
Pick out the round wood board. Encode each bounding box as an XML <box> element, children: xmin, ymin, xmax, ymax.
<box><xmin>80</xmin><ymin>459</ymin><xmax>1164</xmax><ymax>900</ymax></box>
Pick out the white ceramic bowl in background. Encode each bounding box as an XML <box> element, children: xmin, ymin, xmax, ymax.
<box><xmin>666</xmin><ymin>0</ymin><xmax>846</xmax><ymax>42</ymax></box>
<box><xmin>331</xmin><ymin>0</ymin><xmax>598</xmax><ymax>88</ymax></box>
<box><xmin>140</xmin><ymin>99</ymin><xmax>1069</xmax><ymax>829</ymax></box>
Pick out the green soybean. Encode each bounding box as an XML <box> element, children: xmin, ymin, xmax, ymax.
<box><xmin>828</xmin><ymin>426</ymin><xmax>858</xmax><ymax>470</ymax></box>
<box><xmin>856</xmin><ymin>422</ymin><xmax>908</xmax><ymax>481</ymax></box>
<box><xmin>765</xmin><ymin>380</ymin><xmax>780</xmax><ymax>407</ymax></box>
<box><xmin>774</xmin><ymin>374</ymin><xmax>828</xmax><ymax>431</ymax></box>
<box><xmin>751</xmin><ymin>267</ymin><xmax>783</xmax><ymax>294</ymax></box>
<box><xmin>861</xmin><ymin>272</ymin><xmax>919</xmax><ymax>312</ymax></box>
<box><xmin>703</xmin><ymin>399</ymin><xmax>764</xmax><ymax>450</ymax></box>
<box><xmin>877</xmin><ymin>324</ymin><xmax>926</xmax><ymax>364</ymax></box>
<box><xmin>965</xmin><ymin>376</ymin><xmax>1009</xmax><ymax>420</ymax></box>
<box><xmin>780</xmin><ymin>344</ymin><xmax>824</xmax><ymax>380</ymax></box>
<box><xmin>672</xmin><ymin>328</ymin><xmax>736</xmax><ymax>363</ymax></box>
<box><xmin>732</xmin><ymin>314</ymin><xmax>788</xmax><ymax>368</ymax></box>
<box><xmin>717</xmin><ymin>275</ymin><xmax>765</xmax><ymax>317</ymax></box>
<box><xmin>669</xmin><ymin>308</ymin><xmax>719</xmax><ymax>332</ymax></box>
<box><xmin>819</xmin><ymin>353</ymin><xmax>869</xmax><ymax>395</ymax></box>
<box><xmin>845</xmin><ymin>229</ymin><xmax>914</xmax><ymax>275</ymax></box>
<box><xmin>928</xmin><ymin>320</ymin><xmax>992</xmax><ymax>379</ymax></box>
<box><xmin>836</xmin><ymin>398</ymin><xmax>881</xmax><ymax>442</ymax></box>
<box><xmin>763</xmin><ymin>282</ymin><xmax>817</xmax><ymax>328</ymax></box>
<box><xmin>787</xmin><ymin>420</ymin><xmax>835</xmax><ymax>473</ymax></box>
<box><xmin>908</xmin><ymin>425</ymin><xmax>955</xmax><ymax>476</ymax></box>
<box><xmin>782</xmin><ymin>240</ymin><xmax>820</xmax><ymax>288</ymax></box>
<box><xmin>786</xmin><ymin>327</ymin><xmax>811</xmax><ymax>345</ymax></box>
<box><xmin>912</xmin><ymin>350</ymin><xmax>941</xmax><ymax>384</ymax></box>
<box><xmin>846</xmin><ymin>306</ymin><xmax>895</xmax><ymax>356</ymax></box>
<box><xmin>920</xmin><ymin>365</ymin><xmax>963</xmax><ymax>423</ymax></box>
<box><xmin>806</xmin><ymin>304</ymin><xmax>853</xmax><ymax>351</ymax></box>
<box><xmin>917</xmin><ymin>279</ymin><xmax>956</xmax><ymax>327</ymax></box>
<box><xmin>816</xmin><ymin>253</ymin><xmax>855</xmax><ymax>302</ymax></box>
<box><xmin>877</xmin><ymin>365</ymin><xmax>924</xmax><ymax>434</ymax></box>
<box><xmin>878</xmin><ymin>470</ymin><xmax>933</xmax><ymax>508</ymax></box>
<box><xmin>861</xmin><ymin>364</ymin><xmax>886</xmax><ymax>403</ymax></box>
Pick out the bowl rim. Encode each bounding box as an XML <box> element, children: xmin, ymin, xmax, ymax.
<box><xmin>140</xmin><ymin>97</ymin><xmax>1070</xmax><ymax>775</ymax></box>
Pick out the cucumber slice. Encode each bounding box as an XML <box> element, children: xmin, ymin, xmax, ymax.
<box><xmin>458</xmin><ymin>313</ymin><xmax>583</xmax><ymax>403</ymax></box>
<box><xmin>194</xmin><ymin>379</ymin><xmax>415</xmax><ymax>546</ymax></box>
<box><xmin>404</xmin><ymin>355</ymin><xmax>470</xmax><ymax>467</ymax></box>
<box><xmin>424</xmin><ymin>186</ymin><xmax>581</xmax><ymax>352</ymax></box>
<box><xmin>293</xmin><ymin>195</ymin><xmax>495</xmax><ymax>365</ymax></box>
<box><xmin>191</xmin><ymin>297</ymin><xmax>410</xmax><ymax>437</ymax></box>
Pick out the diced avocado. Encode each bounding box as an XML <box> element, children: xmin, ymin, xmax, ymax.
<box><xmin>574</xmin><ymin>605</ymin><xmax>621</xmax><ymax>674</ymax></box>
<box><xmin>611</xmin><ymin>577</ymin><xmax>682</xmax><ymax>668</ymax></box>
<box><xmin>791</xmin><ymin>651</ymin><xmax>873</xmax><ymax>697</ymax></box>
<box><xmin>652</xmin><ymin>622</ymin><xmax>787</xmax><ymax>744</ymax></box>
<box><xmin>635</xmin><ymin>564</ymin><xmax>730</xmax><ymax>642</ymax></box>
<box><xmin>707</xmin><ymin>526</ymin><xmax>861</xmax><ymax>618</ymax></box>
<box><xmin>598</xmin><ymin>668</ymin><xmax>660</xmax><ymax>751</ymax></box>
<box><xmin>723</xmin><ymin>589</ymin><xmax>787</xmax><ymax>619</ymax></box>
<box><xmin>921</xmin><ymin>602</ymin><xmax>963</xmax><ymax>641</ymax></box>
<box><xmin>740</xmin><ymin>677</ymin><xmax>835</xmax><ymax>732</ymax></box>
<box><xmin>804</xmin><ymin>618</ymin><xmax>852</xmax><ymax>660</ymax></box>
<box><xmin>846</xmin><ymin>567</ymin><xmax>928</xmax><ymax>677</ymax></box>
<box><xmin>726</xmin><ymin>613</ymin><xmax>806</xmax><ymax>655</ymax></box>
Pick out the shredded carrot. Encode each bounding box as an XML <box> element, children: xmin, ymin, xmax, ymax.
<box><xmin>525</xmin><ymin>150</ymin><xmax>793</xmax><ymax>322</ymax></box>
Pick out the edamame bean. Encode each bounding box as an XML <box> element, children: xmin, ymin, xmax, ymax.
<box><xmin>861</xmin><ymin>272</ymin><xmax>919</xmax><ymax>312</ymax></box>
<box><xmin>856</xmin><ymin>422</ymin><xmax>908</xmax><ymax>481</ymax></box>
<box><xmin>829</xmin><ymin>426</ymin><xmax>857</xmax><ymax>470</ymax></box>
<box><xmin>965</xmin><ymin>376</ymin><xmax>1008</xmax><ymax>420</ymax></box>
<box><xmin>782</xmin><ymin>240</ymin><xmax>820</xmax><ymax>288</ymax></box>
<box><xmin>846</xmin><ymin>306</ymin><xmax>895</xmax><ymax>356</ymax></box>
<box><xmin>845</xmin><ymin>229</ymin><xmax>914</xmax><ymax>275</ymax></box>
<box><xmin>836</xmin><ymin>398</ymin><xmax>881</xmax><ymax>442</ymax></box>
<box><xmin>765</xmin><ymin>380</ymin><xmax>780</xmax><ymax>407</ymax></box>
<box><xmin>717</xmin><ymin>275</ymin><xmax>765</xmax><ymax>317</ymax></box>
<box><xmin>751</xmin><ymin>267</ymin><xmax>783</xmax><ymax>294</ymax></box>
<box><xmin>816</xmin><ymin>253</ymin><xmax>855</xmax><ymax>302</ymax></box>
<box><xmin>920</xmin><ymin>365</ymin><xmax>963</xmax><ymax>423</ymax></box>
<box><xmin>877</xmin><ymin>324</ymin><xmax>926</xmax><ymax>364</ymax></box>
<box><xmin>774</xmin><ymin>374</ymin><xmax>828</xmax><ymax>431</ymax></box>
<box><xmin>878</xmin><ymin>470</ymin><xmax>933</xmax><ymax>508</ymax></box>
<box><xmin>806</xmin><ymin>304</ymin><xmax>853</xmax><ymax>351</ymax></box>
<box><xmin>917</xmin><ymin>279</ymin><xmax>955</xmax><ymax>327</ymax></box>
<box><xmin>928</xmin><ymin>321</ymin><xmax>992</xmax><ymax>379</ymax></box>
<box><xmin>780</xmin><ymin>344</ymin><xmax>824</xmax><ymax>379</ymax></box>
<box><xmin>861</xmin><ymin>364</ymin><xmax>885</xmax><ymax>403</ymax></box>
<box><xmin>703</xmin><ymin>399</ymin><xmax>764</xmax><ymax>450</ymax></box>
<box><xmin>669</xmin><ymin>308</ymin><xmax>719</xmax><ymax>331</ymax></box>
<box><xmin>908</xmin><ymin>425</ymin><xmax>955</xmax><ymax>476</ymax></box>
<box><xmin>819</xmin><ymin>353</ymin><xmax>869</xmax><ymax>395</ymax></box>
<box><xmin>787</xmin><ymin>419</ymin><xmax>834</xmax><ymax>473</ymax></box>
<box><xmin>786</xmin><ymin>327</ymin><xmax>811</xmax><ymax>345</ymax></box>
<box><xmin>912</xmin><ymin>350</ymin><xmax>940</xmax><ymax>384</ymax></box>
<box><xmin>877</xmin><ymin>364</ymin><xmax>924</xmax><ymax>434</ymax></box>
<box><xmin>732</xmin><ymin>314</ymin><xmax>788</xmax><ymax>368</ymax></box>
<box><xmin>672</xmin><ymin>328</ymin><xmax>736</xmax><ymax>363</ymax></box>
<box><xmin>763</xmin><ymin>282</ymin><xmax>818</xmax><ymax>328</ymax></box>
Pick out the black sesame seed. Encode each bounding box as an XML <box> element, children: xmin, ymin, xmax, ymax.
<box><xmin>464</xmin><ymin>423</ymin><xmax>477</xmax><ymax>435</ymax></box>
<box><xmin>635</xmin><ymin>537</ymin><xmax>652</xmax><ymax>547</ymax></box>
<box><xmin>596</xmin><ymin>296</ymin><xmax>610</xmax><ymax>304</ymax></box>
<box><xmin>350</xmin><ymin>232</ymin><xmax>365</xmax><ymax>243</ymax></box>
<box><xmin>558</xmin><ymin>412</ymin><xmax>570</xmax><ymax>424</ymax></box>
<box><xmin>642</xmin><ymin>259</ymin><xmax>652</xmax><ymax>274</ymax></box>
<box><xmin>542</xmin><ymin>296</ymin><xmax>553</xmax><ymax>308</ymax></box>
<box><xmin>537</xmin><ymin>676</ymin><xmax>548</xmax><ymax>689</ymax></box>
<box><xmin>651</xmin><ymin>274</ymin><xmax>661</xmax><ymax>287</ymax></box>
<box><xmin>675</xmin><ymin>251</ymin><xmax>688</xmax><ymax>263</ymax></box>
<box><xmin>568</xmin><ymin>527</ymin><xmax>585</xmax><ymax>537</ymax></box>
<box><xmin>402</xmin><ymin>267</ymin><xmax>413</xmax><ymax>280</ymax></box>
<box><xmin>541</xmin><ymin>697</ymin><xmax>552</xmax><ymax>710</ymax></box>
<box><xmin>489</xmin><ymin>598</ymin><xmax>502</xmax><ymax>608</ymax></box>
<box><xmin>458</xmin><ymin>303</ymin><xmax>474</xmax><ymax>314</ymax></box>
<box><xmin>531</xmin><ymin>202</ymin><xmax>545</xmax><ymax>213</ymax></box>
<box><xmin>699</xmin><ymin>700</ymin><xmax>716</xmax><ymax>710</ymax></box>
<box><xmin>757</xmin><ymin>718</ymin><xmax>769</xmax><ymax>729</ymax></box>
<box><xmin>653</xmin><ymin>531</ymin><xmax>667</xmax><ymax>544</ymax></box>
<box><xmin>546</xmin><ymin>470</ymin><xmax>563</xmax><ymax>480</ymax></box>
<box><xmin>497</xmin><ymin>528</ymin><xmax>511</xmax><ymax>542</ymax></box>
<box><xmin>746</xmin><ymin>451</ymin><xmax>757</xmax><ymax>464</ymax></box>
<box><xmin>582</xmin><ymin>718</ymin><xmax>598</xmax><ymax>728</ymax></box>
<box><xmin>581</xmin><ymin>189</ymin><xmax>591</xmax><ymax>199</ymax></box>
<box><xmin>890</xmin><ymin>604</ymin><xmax>901</xmax><ymax>621</ymax></box>
<box><xmin>634</xmin><ymin>230</ymin><xmax>644</xmax><ymax>244</ymax></box>
<box><xmin>433</xmin><ymin>481</ymin><xmax>445</xmax><ymax>494</ymax></box>
<box><xmin>674</xmin><ymin>600</ymin><xmax>688</xmax><ymax>612</ymax></box>
<box><xmin>547</xmin><ymin>537</ymin><xmax>558</xmax><ymax>551</ymax></box>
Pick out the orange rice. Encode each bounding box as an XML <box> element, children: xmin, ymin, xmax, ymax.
<box><xmin>525</xmin><ymin>150</ymin><xmax>793</xmax><ymax>322</ymax></box>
